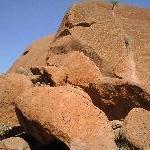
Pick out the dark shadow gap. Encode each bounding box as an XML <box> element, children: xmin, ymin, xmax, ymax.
<box><xmin>15</xmin><ymin>107</ymin><xmax>70</xmax><ymax>150</ymax></box>
<box><xmin>76</xmin><ymin>21</ymin><xmax>96</xmax><ymax>27</ymax></box>
<box><xmin>22</xmin><ymin>50</ymin><xmax>29</xmax><ymax>56</ymax></box>
<box><xmin>58</xmin><ymin>29</ymin><xmax>71</xmax><ymax>38</ymax></box>
<box><xmin>82</xmin><ymin>83</ymin><xmax>150</xmax><ymax>120</ymax></box>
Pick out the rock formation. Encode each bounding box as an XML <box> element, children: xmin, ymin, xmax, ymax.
<box><xmin>0</xmin><ymin>73</ymin><xmax>32</xmax><ymax>126</ymax></box>
<box><xmin>46</xmin><ymin>1</ymin><xmax>150</xmax><ymax>92</ymax></box>
<box><xmin>1</xmin><ymin>0</ymin><xmax>150</xmax><ymax>149</ymax></box>
<box><xmin>121</xmin><ymin>108</ymin><xmax>150</xmax><ymax>149</ymax></box>
<box><xmin>15</xmin><ymin>85</ymin><xmax>116</xmax><ymax>149</ymax></box>
<box><xmin>84</xmin><ymin>78</ymin><xmax>150</xmax><ymax>120</ymax></box>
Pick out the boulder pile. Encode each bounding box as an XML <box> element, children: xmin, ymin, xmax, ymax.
<box><xmin>1</xmin><ymin>1</ymin><xmax>150</xmax><ymax>149</ymax></box>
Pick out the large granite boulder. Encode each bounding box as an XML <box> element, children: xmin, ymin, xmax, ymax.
<box><xmin>15</xmin><ymin>85</ymin><xmax>116</xmax><ymax>150</ymax></box>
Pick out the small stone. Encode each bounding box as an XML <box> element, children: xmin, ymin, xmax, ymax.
<box><xmin>1</xmin><ymin>137</ymin><xmax>30</xmax><ymax>150</ymax></box>
<box><xmin>121</xmin><ymin>108</ymin><xmax>150</xmax><ymax>149</ymax></box>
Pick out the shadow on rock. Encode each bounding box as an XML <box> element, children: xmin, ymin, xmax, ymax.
<box><xmin>15</xmin><ymin>107</ymin><xmax>70</xmax><ymax>150</ymax></box>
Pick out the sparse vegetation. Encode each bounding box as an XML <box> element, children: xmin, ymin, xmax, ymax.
<box><xmin>116</xmin><ymin>138</ymin><xmax>139</xmax><ymax>150</ymax></box>
<box><xmin>117</xmin><ymin>143</ymin><xmax>131</xmax><ymax>150</ymax></box>
<box><xmin>16</xmin><ymin>66</ymin><xmax>31</xmax><ymax>76</ymax></box>
<box><xmin>0</xmin><ymin>123</ymin><xmax>12</xmax><ymax>137</ymax></box>
<box><xmin>111</xmin><ymin>0</ymin><xmax>119</xmax><ymax>11</ymax></box>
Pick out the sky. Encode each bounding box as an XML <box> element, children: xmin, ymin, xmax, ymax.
<box><xmin>0</xmin><ymin>0</ymin><xmax>150</xmax><ymax>74</ymax></box>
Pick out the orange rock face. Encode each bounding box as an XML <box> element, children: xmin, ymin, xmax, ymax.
<box><xmin>0</xmin><ymin>73</ymin><xmax>32</xmax><ymax>126</ymax></box>
<box><xmin>3</xmin><ymin>1</ymin><xmax>150</xmax><ymax>149</ymax></box>
<box><xmin>47</xmin><ymin>51</ymin><xmax>102</xmax><ymax>87</ymax></box>
<box><xmin>9</xmin><ymin>1</ymin><xmax>150</xmax><ymax>92</ymax></box>
<box><xmin>47</xmin><ymin>1</ymin><xmax>131</xmax><ymax>80</ymax></box>
<box><xmin>15</xmin><ymin>85</ymin><xmax>117</xmax><ymax>150</ymax></box>
<box><xmin>46</xmin><ymin>1</ymin><xmax>150</xmax><ymax>91</ymax></box>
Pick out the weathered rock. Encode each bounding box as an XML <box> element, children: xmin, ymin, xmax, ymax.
<box><xmin>46</xmin><ymin>0</ymin><xmax>150</xmax><ymax>92</ymax></box>
<box><xmin>121</xmin><ymin>108</ymin><xmax>150</xmax><ymax>149</ymax></box>
<box><xmin>84</xmin><ymin>78</ymin><xmax>150</xmax><ymax>120</ymax></box>
<box><xmin>111</xmin><ymin>120</ymin><xmax>123</xmax><ymax>130</ymax></box>
<box><xmin>118</xmin><ymin>5</ymin><xmax>150</xmax><ymax>93</ymax></box>
<box><xmin>47</xmin><ymin>51</ymin><xmax>102</xmax><ymax>87</ymax></box>
<box><xmin>46</xmin><ymin>34</ymin><xmax>116</xmax><ymax>79</ymax></box>
<box><xmin>7</xmin><ymin>1</ymin><xmax>150</xmax><ymax>92</ymax></box>
<box><xmin>0</xmin><ymin>73</ymin><xmax>32</xmax><ymax>126</ymax></box>
<box><xmin>30</xmin><ymin>66</ymin><xmax>67</xmax><ymax>86</ymax></box>
<box><xmin>8</xmin><ymin>35</ymin><xmax>54</xmax><ymax>73</ymax></box>
<box><xmin>111</xmin><ymin>120</ymin><xmax>123</xmax><ymax>140</ymax></box>
<box><xmin>47</xmin><ymin>1</ymin><xmax>132</xmax><ymax>81</ymax></box>
<box><xmin>114</xmin><ymin>128</ymin><xmax>121</xmax><ymax>140</ymax></box>
<box><xmin>0</xmin><ymin>137</ymin><xmax>30</xmax><ymax>150</ymax></box>
<box><xmin>15</xmin><ymin>85</ymin><xmax>116</xmax><ymax>150</ymax></box>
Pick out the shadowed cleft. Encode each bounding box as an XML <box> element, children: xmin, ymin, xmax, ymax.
<box><xmin>75</xmin><ymin>21</ymin><xmax>96</xmax><ymax>27</ymax></box>
<box><xmin>31</xmin><ymin>72</ymin><xmax>55</xmax><ymax>86</ymax></box>
<box><xmin>83</xmin><ymin>82</ymin><xmax>150</xmax><ymax>120</ymax></box>
<box><xmin>116</xmin><ymin>138</ymin><xmax>139</xmax><ymax>150</ymax></box>
<box><xmin>15</xmin><ymin>107</ymin><xmax>70</xmax><ymax>150</ymax></box>
<box><xmin>22</xmin><ymin>50</ymin><xmax>29</xmax><ymax>56</ymax></box>
<box><xmin>58</xmin><ymin>29</ymin><xmax>71</xmax><ymax>38</ymax></box>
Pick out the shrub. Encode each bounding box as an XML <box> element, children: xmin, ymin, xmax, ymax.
<box><xmin>16</xmin><ymin>66</ymin><xmax>31</xmax><ymax>76</ymax></box>
<box><xmin>111</xmin><ymin>0</ymin><xmax>119</xmax><ymax>10</ymax></box>
<box><xmin>116</xmin><ymin>138</ymin><xmax>138</xmax><ymax>150</ymax></box>
<box><xmin>0</xmin><ymin>123</ymin><xmax>12</xmax><ymax>137</ymax></box>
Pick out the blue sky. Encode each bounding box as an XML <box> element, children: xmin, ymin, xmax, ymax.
<box><xmin>0</xmin><ymin>0</ymin><xmax>150</xmax><ymax>74</ymax></box>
